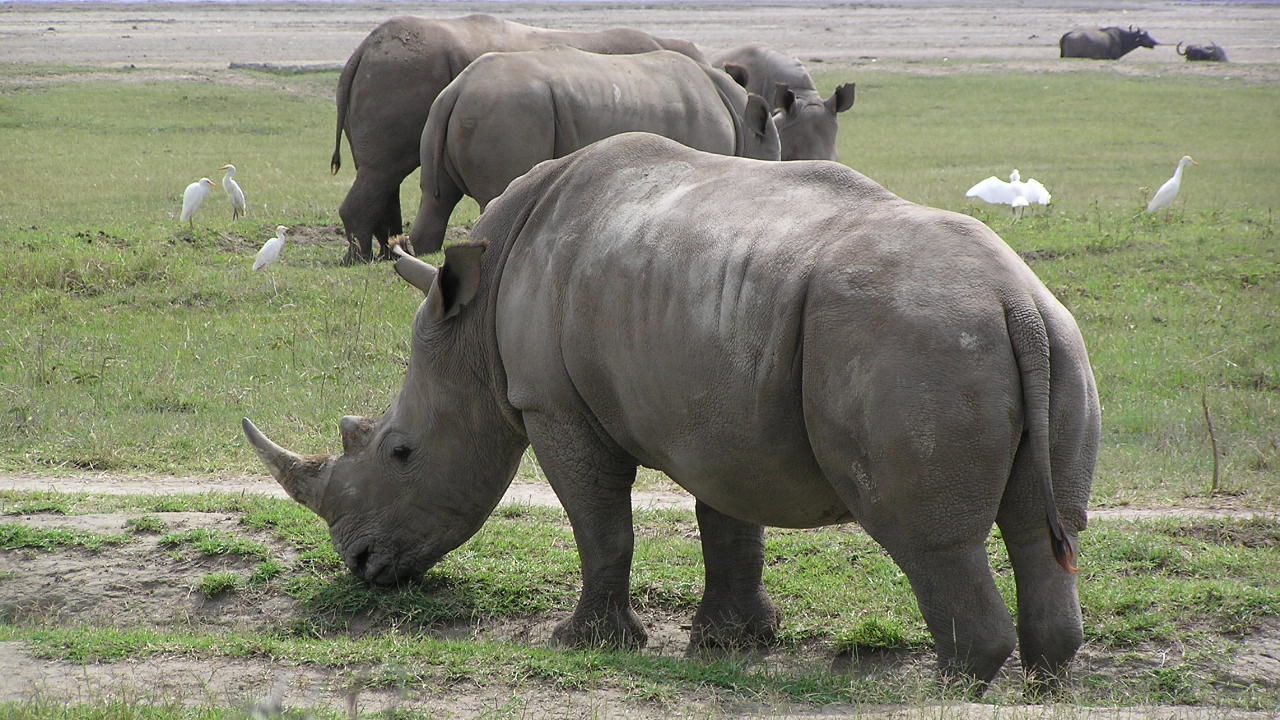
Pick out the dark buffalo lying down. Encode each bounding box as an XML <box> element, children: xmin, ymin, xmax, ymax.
<box><xmin>1059</xmin><ymin>26</ymin><xmax>1159</xmax><ymax>60</ymax></box>
<box><xmin>1178</xmin><ymin>42</ymin><xmax>1228</xmax><ymax>62</ymax></box>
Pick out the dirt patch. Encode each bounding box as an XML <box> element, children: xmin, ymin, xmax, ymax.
<box><xmin>2</xmin><ymin>0</ymin><xmax>1279</xmax><ymax>85</ymax></box>
<box><xmin>1</xmin><ymin>481</ymin><xmax>1277</xmax><ymax>716</ymax></box>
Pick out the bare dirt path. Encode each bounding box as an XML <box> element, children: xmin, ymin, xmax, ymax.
<box><xmin>3</xmin><ymin>0</ymin><xmax>1279</xmax><ymax>82</ymax></box>
<box><xmin>2</xmin><ymin>471</ymin><xmax>1278</xmax><ymax>718</ymax></box>
<box><xmin>2</xmin><ymin>471</ymin><xmax>1276</xmax><ymax>523</ymax></box>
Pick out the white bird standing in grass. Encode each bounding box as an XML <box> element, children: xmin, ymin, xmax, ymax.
<box><xmin>219</xmin><ymin>164</ymin><xmax>247</xmax><ymax>220</ymax></box>
<box><xmin>1146</xmin><ymin>155</ymin><xmax>1198</xmax><ymax>213</ymax></box>
<box><xmin>254</xmin><ymin>225</ymin><xmax>290</xmax><ymax>271</ymax></box>
<box><xmin>180</xmin><ymin>177</ymin><xmax>217</xmax><ymax>228</ymax></box>
<box><xmin>966</xmin><ymin>169</ymin><xmax>1051</xmax><ymax>216</ymax></box>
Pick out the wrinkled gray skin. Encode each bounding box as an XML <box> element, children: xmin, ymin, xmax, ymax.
<box><xmin>1059</xmin><ymin>26</ymin><xmax>1159</xmax><ymax>59</ymax></box>
<box><xmin>332</xmin><ymin>14</ymin><xmax>705</xmax><ymax>263</ymax></box>
<box><xmin>712</xmin><ymin>44</ymin><xmax>855</xmax><ymax>162</ymax></box>
<box><xmin>1178</xmin><ymin>41</ymin><xmax>1228</xmax><ymax>62</ymax></box>
<box><xmin>245</xmin><ymin>133</ymin><xmax>1100</xmax><ymax>693</ymax></box>
<box><xmin>408</xmin><ymin>47</ymin><xmax>781</xmax><ymax>254</ymax></box>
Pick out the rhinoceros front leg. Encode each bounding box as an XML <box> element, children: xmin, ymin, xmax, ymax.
<box><xmin>524</xmin><ymin>413</ymin><xmax>647</xmax><ymax>650</ymax></box>
<box><xmin>689</xmin><ymin>500</ymin><xmax>781</xmax><ymax>650</ymax></box>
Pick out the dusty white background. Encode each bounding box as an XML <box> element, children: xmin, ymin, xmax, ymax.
<box><xmin>2</xmin><ymin>1</ymin><xmax>1279</xmax><ymax>75</ymax></box>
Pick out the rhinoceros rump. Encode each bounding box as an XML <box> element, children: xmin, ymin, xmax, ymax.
<box><xmin>246</xmin><ymin>133</ymin><xmax>1100</xmax><ymax>692</ymax></box>
<box><xmin>332</xmin><ymin>14</ymin><xmax>705</xmax><ymax>264</ymax></box>
<box><xmin>407</xmin><ymin>47</ymin><xmax>780</xmax><ymax>254</ymax></box>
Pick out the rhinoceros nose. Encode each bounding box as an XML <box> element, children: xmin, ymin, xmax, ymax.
<box><xmin>349</xmin><ymin>545</ymin><xmax>372</xmax><ymax>576</ymax></box>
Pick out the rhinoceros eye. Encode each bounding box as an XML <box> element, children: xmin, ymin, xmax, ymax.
<box><xmin>391</xmin><ymin>445</ymin><xmax>412</xmax><ymax>462</ymax></box>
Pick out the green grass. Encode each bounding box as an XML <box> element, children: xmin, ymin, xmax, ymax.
<box><xmin>829</xmin><ymin>70</ymin><xmax>1280</xmax><ymax>212</ymax></box>
<box><xmin>0</xmin><ymin>68</ymin><xmax>1275</xmax><ymax>507</ymax></box>
<box><xmin>0</xmin><ymin>66</ymin><xmax>1276</xmax><ymax>715</ymax></box>
<box><xmin>196</xmin><ymin>571</ymin><xmax>243</xmax><ymax>598</ymax></box>
<box><xmin>0</xmin><ymin>523</ymin><xmax>130</xmax><ymax>552</ymax></box>
<box><xmin>0</xmin><ymin>491</ymin><xmax>1275</xmax><ymax>709</ymax></box>
<box><xmin>158</xmin><ymin>527</ymin><xmax>270</xmax><ymax>560</ymax></box>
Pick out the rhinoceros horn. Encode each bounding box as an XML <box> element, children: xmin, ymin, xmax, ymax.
<box><xmin>241</xmin><ymin>418</ymin><xmax>332</xmax><ymax>517</ymax></box>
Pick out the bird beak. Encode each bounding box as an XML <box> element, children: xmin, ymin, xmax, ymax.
<box><xmin>218</xmin><ymin>165</ymin><xmax>229</xmax><ymax>171</ymax></box>
<box><xmin>1191</xmin><ymin>159</ymin><xmax>1200</xmax><ymax>166</ymax></box>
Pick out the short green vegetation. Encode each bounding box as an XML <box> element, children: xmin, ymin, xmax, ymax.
<box><xmin>197</xmin><ymin>571</ymin><xmax>243</xmax><ymax>598</ymax></box>
<box><xmin>0</xmin><ymin>523</ymin><xmax>130</xmax><ymax>553</ymax></box>
<box><xmin>159</xmin><ymin>528</ymin><xmax>270</xmax><ymax>561</ymax></box>
<box><xmin>0</xmin><ymin>492</ymin><xmax>1276</xmax><ymax>710</ymax></box>
<box><xmin>0</xmin><ymin>69</ymin><xmax>1273</xmax><ymax>505</ymax></box>
<box><xmin>0</xmin><ymin>63</ymin><xmax>1275</xmax><ymax>716</ymax></box>
<box><xmin>124</xmin><ymin>514</ymin><xmax>167</xmax><ymax>534</ymax></box>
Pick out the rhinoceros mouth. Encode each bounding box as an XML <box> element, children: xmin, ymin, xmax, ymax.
<box><xmin>344</xmin><ymin>541</ymin><xmax>441</xmax><ymax>587</ymax></box>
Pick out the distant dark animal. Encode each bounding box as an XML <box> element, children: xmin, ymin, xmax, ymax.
<box><xmin>1059</xmin><ymin>26</ymin><xmax>1159</xmax><ymax>60</ymax></box>
<box><xmin>1177</xmin><ymin>42</ymin><xmax>1228</xmax><ymax>62</ymax></box>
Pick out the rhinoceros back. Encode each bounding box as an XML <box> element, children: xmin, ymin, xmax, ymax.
<box><xmin>482</xmin><ymin>134</ymin><xmax>1079</xmax><ymax>529</ymax></box>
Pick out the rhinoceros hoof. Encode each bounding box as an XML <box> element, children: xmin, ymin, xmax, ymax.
<box><xmin>689</xmin><ymin>595</ymin><xmax>782</xmax><ymax>651</ymax></box>
<box><xmin>550</xmin><ymin>607</ymin><xmax>648</xmax><ymax>650</ymax></box>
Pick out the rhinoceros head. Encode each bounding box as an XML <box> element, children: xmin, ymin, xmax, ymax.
<box><xmin>242</xmin><ymin>244</ymin><xmax>527</xmax><ymax>586</ymax></box>
<box><xmin>772</xmin><ymin>82</ymin><xmax>856</xmax><ymax>161</ymax></box>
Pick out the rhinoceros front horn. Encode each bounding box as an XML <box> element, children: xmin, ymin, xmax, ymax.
<box><xmin>241</xmin><ymin>418</ymin><xmax>332</xmax><ymax>518</ymax></box>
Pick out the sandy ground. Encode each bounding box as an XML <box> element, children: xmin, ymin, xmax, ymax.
<box><xmin>2</xmin><ymin>0</ymin><xmax>1279</xmax><ymax>80</ymax></box>
<box><xmin>2</xmin><ymin>1</ymin><xmax>1279</xmax><ymax>717</ymax></box>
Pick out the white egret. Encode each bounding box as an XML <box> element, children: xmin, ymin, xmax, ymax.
<box><xmin>180</xmin><ymin>177</ymin><xmax>217</xmax><ymax>228</ymax></box>
<box><xmin>966</xmin><ymin>169</ymin><xmax>1051</xmax><ymax>216</ymax></box>
<box><xmin>1146</xmin><ymin>155</ymin><xmax>1198</xmax><ymax>213</ymax></box>
<box><xmin>219</xmin><ymin>164</ymin><xmax>247</xmax><ymax>219</ymax></box>
<box><xmin>253</xmin><ymin>225</ymin><xmax>290</xmax><ymax>271</ymax></box>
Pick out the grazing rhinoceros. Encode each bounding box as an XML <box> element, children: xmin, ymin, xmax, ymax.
<box><xmin>712</xmin><ymin>43</ymin><xmax>855</xmax><ymax>161</ymax></box>
<box><xmin>1177</xmin><ymin>41</ymin><xmax>1228</xmax><ymax>62</ymax></box>
<box><xmin>407</xmin><ymin>47</ymin><xmax>780</xmax><ymax>254</ymax></box>
<box><xmin>1059</xmin><ymin>25</ymin><xmax>1159</xmax><ymax>59</ymax></box>
<box><xmin>244</xmin><ymin>133</ymin><xmax>1100</xmax><ymax>692</ymax></box>
<box><xmin>332</xmin><ymin>14</ymin><xmax>705</xmax><ymax>263</ymax></box>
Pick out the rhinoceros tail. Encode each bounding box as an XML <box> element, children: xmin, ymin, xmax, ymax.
<box><xmin>1007</xmin><ymin>299</ymin><xmax>1078</xmax><ymax>574</ymax></box>
<box><xmin>424</xmin><ymin>81</ymin><xmax>461</xmax><ymax>202</ymax></box>
<box><xmin>332</xmin><ymin>40</ymin><xmax>364</xmax><ymax>175</ymax></box>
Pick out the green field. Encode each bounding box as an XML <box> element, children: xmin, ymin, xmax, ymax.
<box><xmin>0</xmin><ymin>65</ymin><xmax>1277</xmax><ymax>716</ymax></box>
<box><xmin>1</xmin><ymin>67</ymin><xmax>1275</xmax><ymax>505</ymax></box>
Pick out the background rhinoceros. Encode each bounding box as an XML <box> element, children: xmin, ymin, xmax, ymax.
<box><xmin>712</xmin><ymin>43</ymin><xmax>856</xmax><ymax>161</ymax></box>
<box><xmin>407</xmin><ymin>47</ymin><xmax>780</xmax><ymax>254</ymax></box>
<box><xmin>331</xmin><ymin>14</ymin><xmax>705</xmax><ymax>263</ymax></box>
<box><xmin>246</xmin><ymin>133</ymin><xmax>1100</xmax><ymax>693</ymax></box>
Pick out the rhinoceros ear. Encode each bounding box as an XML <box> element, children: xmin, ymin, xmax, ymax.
<box><xmin>394</xmin><ymin>247</ymin><xmax>438</xmax><ymax>297</ymax></box>
<box><xmin>425</xmin><ymin>242</ymin><xmax>487</xmax><ymax>321</ymax></box>
<box><xmin>828</xmin><ymin>82</ymin><xmax>856</xmax><ymax>114</ymax></box>
<box><xmin>722</xmin><ymin>62</ymin><xmax>749</xmax><ymax>90</ymax></box>
<box><xmin>776</xmin><ymin>83</ymin><xmax>797</xmax><ymax>115</ymax></box>
<box><xmin>744</xmin><ymin>93</ymin><xmax>774</xmax><ymax>140</ymax></box>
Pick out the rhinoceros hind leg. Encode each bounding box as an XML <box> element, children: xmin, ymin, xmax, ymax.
<box><xmin>373</xmin><ymin>192</ymin><xmax>403</xmax><ymax>261</ymax></box>
<box><xmin>407</xmin><ymin>176</ymin><xmax>464</xmax><ymax>256</ymax></box>
<box><xmin>526</xmin><ymin>412</ymin><xmax>647</xmax><ymax>650</ymax></box>
<box><xmin>1000</xmin><ymin>522</ymin><xmax>1083</xmax><ymax>697</ymax></box>
<box><xmin>869</xmin><ymin>532</ymin><xmax>1016</xmax><ymax>694</ymax></box>
<box><xmin>339</xmin><ymin>168</ymin><xmax>403</xmax><ymax>264</ymax></box>
<box><xmin>688</xmin><ymin>500</ymin><xmax>781</xmax><ymax>651</ymax></box>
